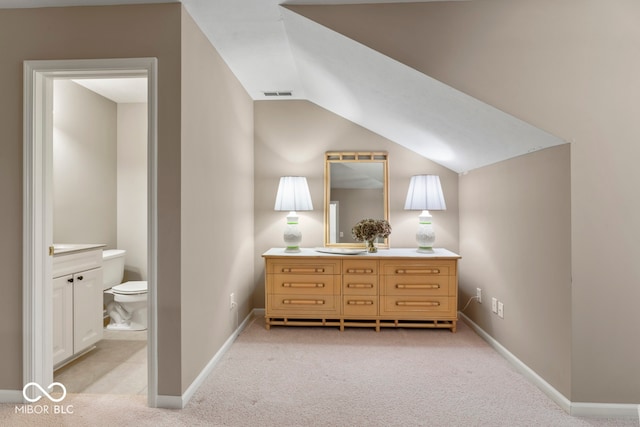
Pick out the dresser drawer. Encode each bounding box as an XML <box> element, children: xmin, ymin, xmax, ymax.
<box><xmin>381</xmin><ymin>261</ymin><xmax>453</xmax><ymax>277</ymax></box>
<box><xmin>268</xmin><ymin>294</ymin><xmax>339</xmax><ymax>315</ymax></box>
<box><xmin>343</xmin><ymin>296</ymin><xmax>378</xmax><ymax>316</ymax></box>
<box><xmin>380</xmin><ymin>295</ymin><xmax>455</xmax><ymax>316</ymax></box>
<box><xmin>267</xmin><ymin>259</ymin><xmax>340</xmax><ymax>275</ymax></box>
<box><xmin>343</xmin><ymin>260</ymin><xmax>377</xmax><ymax>275</ymax></box>
<box><xmin>269</xmin><ymin>274</ymin><xmax>339</xmax><ymax>295</ymax></box>
<box><xmin>382</xmin><ymin>275</ymin><xmax>451</xmax><ymax>297</ymax></box>
<box><xmin>343</xmin><ymin>275</ymin><xmax>378</xmax><ymax>295</ymax></box>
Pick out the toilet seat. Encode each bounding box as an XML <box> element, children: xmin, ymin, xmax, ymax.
<box><xmin>112</xmin><ymin>281</ymin><xmax>147</xmax><ymax>295</ymax></box>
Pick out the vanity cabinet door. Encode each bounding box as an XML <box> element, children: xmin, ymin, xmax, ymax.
<box><xmin>53</xmin><ymin>275</ymin><xmax>73</xmax><ymax>366</ymax></box>
<box><xmin>73</xmin><ymin>267</ymin><xmax>104</xmax><ymax>354</ymax></box>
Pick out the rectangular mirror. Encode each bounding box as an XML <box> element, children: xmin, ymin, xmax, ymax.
<box><xmin>324</xmin><ymin>152</ymin><xmax>389</xmax><ymax>248</ymax></box>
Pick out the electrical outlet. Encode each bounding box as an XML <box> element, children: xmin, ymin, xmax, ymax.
<box><xmin>492</xmin><ymin>297</ymin><xmax>498</xmax><ymax>314</ymax></box>
<box><xmin>229</xmin><ymin>293</ymin><xmax>236</xmax><ymax>310</ymax></box>
<box><xmin>497</xmin><ymin>301</ymin><xmax>504</xmax><ymax>319</ymax></box>
<box><xmin>476</xmin><ymin>288</ymin><xmax>482</xmax><ymax>303</ymax></box>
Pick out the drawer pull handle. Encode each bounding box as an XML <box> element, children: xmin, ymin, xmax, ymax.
<box><xmin>347</xmin><ymin>300</ymin><xmax>373</xmax><ymax>305</ymax></box>
<box><xmin>395</xmin><ymin>268</ymin><xmax>441</xmax><ymax>275</ymax></box>
<box><xmin>283</xmin><ymin>299</ymin><xmax>325</xmax><ymax>305</ymax></box>
<box><xmin>347</xmin><ymin>283</ymin><xmax>374</xmax><ymax>289</ymax></box>
<box><xmin>396</xmin><ymin>284</ymin><xmax>440</xmax><ymax>289</ymax></box>
<box><xmin>282</xmin><ymin>268</ymin><xmax>325</xmax><ymax>273</ymax></box>
<box><xmin>282</xmin><ymin>282</ymin><xmax>325</xmax><ymax>288</ymax></box>
<box><xmin>396</xmin><ymin>301</ymin><xmax>440</xmax><ymax>307</ymax></box>
<box><xmin>346</xmin><ymin>268</ymin><xmax>374</xmax><ymax>274</ymax></box>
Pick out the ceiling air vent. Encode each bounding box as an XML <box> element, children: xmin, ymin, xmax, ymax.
<box><xmin>263</xmin><ymin>91</ymin><xmax>293</xmax><ymax>97</ymax></box>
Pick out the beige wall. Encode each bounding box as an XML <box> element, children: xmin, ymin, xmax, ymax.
<box><xmin>3</xmin><ymin>3</ymin><xmax>254</xmax><ymax>401</ymax></box>
<box><xmin>180</xmin><ymin>10</ymin><xmax>254</xmax><ymax>391</ymax></box>
<box><xmin>117</xmin><ymin>103</ymin><xmax>148</xmax><ymax>281</ymax></box>
<box><xmin>54</xmin><ymin>85</ymin><xmax>148</xmax><ymax>282</ymax></box>
<box><xmin>254</xmin><ymin>100</ymin><xmax>459</xmax><ymax>308</ymax></box>
<box><xmin>291</xmin><ymin>0</ymin><xmax>640</xmax><ymax>403</ymax></box>
<box><xmin>459</xmin><ymin>145</ymin><xmax>572</xmax><ymax>397</ymax></box>
<box><xmin>53</xmin><ymin>80</ymin><xmax>117</xmax><ymax>249</ymax></box>
<box><xmin>0</xmin><ymin>4</ymin><xmax>182</xmax><ymax>395</ymax></box>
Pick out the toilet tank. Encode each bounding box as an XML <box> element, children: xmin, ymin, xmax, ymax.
<box><xmin>102</xmin><ymin>249</ymin><xmax>126</xmax><ymax>290</ymax></box>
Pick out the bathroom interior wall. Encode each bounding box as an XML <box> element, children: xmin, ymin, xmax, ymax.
<box><xmin>53</xmin><ymin>81</ymin><xmax>148</xmax><ymax>282</ymax></box>
<box><xmin>253</xmin><ymin>99</ymin><xmax>459</xmax><ymax>308</ymax></box>
<box><xmin>117</xmin><ymin>103</ymin><xmax>148</xmax><ymax>282</ymax></box>
<box><xmin>53</xmin><ymin>80</ymin><xmax>117</xmax><ymax>248</ymax></box>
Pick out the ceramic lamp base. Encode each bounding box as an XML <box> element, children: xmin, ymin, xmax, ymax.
<box><xmin>283</xmin><ymin>212</ymin><xmax>302</xmax><ymax>253</ymax></box>
<box><xmin>415</xmin><ymin>211</ymin><xmax>436</xmax><ymax>253</ymax></box>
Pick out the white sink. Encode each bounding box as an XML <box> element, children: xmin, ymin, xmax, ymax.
<box><xmin>53</xmin><ymin>244</ymin><xmax>76</xmax><ymax>250</ymax></box>
<box><xmin>53</xmin><ymin>243</ymin><xmax>106</xmax><ymax>255</ymax></box>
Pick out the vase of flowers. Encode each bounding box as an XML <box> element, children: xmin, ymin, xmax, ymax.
<box><xmin>352</xmin><ymin>218</ymin><xmax>392</xmax><ymax>253</ymax></box>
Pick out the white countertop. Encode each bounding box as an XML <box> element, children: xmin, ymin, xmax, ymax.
<box><xmin>263</xmin><ymin>247</ymin><xmax>461</xmax><ymax>259</ymax></box>
<box><xmin>53</xmin><ymin>243</ymin><xmax>106</xmax><ymax>255</ymax></box>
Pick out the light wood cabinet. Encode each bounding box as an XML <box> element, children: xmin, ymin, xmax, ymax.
<box><xmin>266</xmin><ymin>258</ymin><xmax>341</xmax><ymax>318</ymax></box>
<box><xmin>342</xmin><ymin>259</ymin><xmax>378</xmax><ymax>319</ymax></box>
<box><xmin>263</xmin><ymin>248</ymin><xmax>460</xmax><ymax>332</ymax></box>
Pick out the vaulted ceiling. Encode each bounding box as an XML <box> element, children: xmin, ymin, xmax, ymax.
<box><xmin>1</xmin><ymin>0</ymin><xmax>565</xmax><ymax>172</ymax></box>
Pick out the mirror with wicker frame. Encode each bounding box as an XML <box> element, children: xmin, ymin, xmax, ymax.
<box><xmin>324</xmin><ymin>152</ymin><xmax>389</xmax><ymax>248</ymax></box>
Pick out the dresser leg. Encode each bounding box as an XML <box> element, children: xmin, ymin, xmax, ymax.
<box><xmin>451</xmin><ymin>321</ymin><xmax>457</xmax><ymax>333</ymax></box>
<box><xmin>265</xmin><ymin>317</ymin><xmax>271</xmax><ymax>330</ymax></box>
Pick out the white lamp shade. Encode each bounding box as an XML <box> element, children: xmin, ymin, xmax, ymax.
<box><xmin>404</xmin><ymin>175</ymin><xmax>446</xmax><ymax>211</ymax></box>
<box><xmin>274</xmin><ymin>176</ymin><xmax>313</xmax><ymax>212</ymax></box>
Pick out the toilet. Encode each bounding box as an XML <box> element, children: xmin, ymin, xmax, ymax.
<box><xmin>102</xmin><ymin>249</ymin><xmax>148</xmax><ymax>331</ymax></box>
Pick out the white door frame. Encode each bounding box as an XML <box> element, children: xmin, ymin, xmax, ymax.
<box><xmin>23</xmin><ymin>58</ymin><xmax>159</xmax><ymax>406</ymax></box>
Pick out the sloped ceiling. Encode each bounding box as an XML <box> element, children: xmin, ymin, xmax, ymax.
<box><xmin>280</xmin><ymin>7</ymin><xmax>563</xmax><ymax>173</ymax></box>
<box><xmin>0</xmin><ymin>0</ymin><xmax>565</xmax><ymax>172</ymax></box>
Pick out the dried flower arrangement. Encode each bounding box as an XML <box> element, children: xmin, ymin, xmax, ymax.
<box><xmin>351</xmin><ymin>218</ymin><xmax>392</xmax><ymax>252</ymax></box>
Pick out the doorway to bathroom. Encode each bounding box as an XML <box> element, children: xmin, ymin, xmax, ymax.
<box><xmin>23</xmin><ymin>58</ymin><xmax>159</xmax><ymax>406</ymax></box>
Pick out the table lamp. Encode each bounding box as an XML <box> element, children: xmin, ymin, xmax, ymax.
<box><xmin>274</xmin><ymin>176</ymin><xmax>313</xmax><ymax>252</ymax></box>
<box><xmin>404</xmin><ymin>175</ymin><xmax>446</xmax><ymax>253</ymax></box>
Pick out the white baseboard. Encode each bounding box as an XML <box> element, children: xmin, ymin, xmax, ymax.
<box><xmin>156</xmin><ymin>308</ymin><xmax>262</xmax><ymax>409</ymax></box>
<box><xmin>2</xmin><ymin>309</ymin><xmax>264</xmax><ymax>408</ymax></box>
<box><xmin>155</xmin><ymin>394</ymin><xmax>183</xmax><ymax>409</ymax></box>
<box><xmin>459</xmin><ymin>312</ymin><xmax>639</xmax><ymax>420</ymax></box>
<box><xmin>570</xmin><ymin>402</ymin><xmax>640</xmax><ymax>419</ymax></box>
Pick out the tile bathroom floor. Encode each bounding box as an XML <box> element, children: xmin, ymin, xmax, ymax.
<box><xmin>54</xmin><ymin>329</ymin><xmax>147</xmax><ymax>395</ymax></box>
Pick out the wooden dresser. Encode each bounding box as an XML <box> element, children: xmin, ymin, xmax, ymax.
<box><xmin>263</xmin><ymin>248</ymin><xmax>461</xmax><ymax>332</ymax></box>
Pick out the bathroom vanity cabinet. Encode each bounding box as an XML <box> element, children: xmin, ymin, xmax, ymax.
<box><xmin>263</xmin><ymin>247</ymin><xmax>461</xmax><ymax>332</ymax></box>
<box><xmin>52</xmin><ymin>246</ymin><xmax>104</xmax><ymax>367</ymax></box>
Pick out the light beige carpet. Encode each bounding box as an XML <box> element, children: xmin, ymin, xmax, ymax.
<box><xmin>1</xmin><ymin>316</ymin><xmax>637</xmax><ymax>426</ymax></box>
